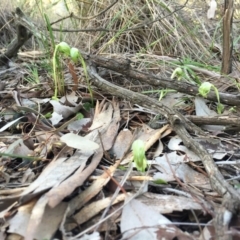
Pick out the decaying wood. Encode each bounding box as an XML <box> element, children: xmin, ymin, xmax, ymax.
<box><xmin>14</xmin><ymin>7</ymin><xmax>47</xmax><ymax>42</ymax></box>
<box><xmin>84</xmin><ymin>54</ymin><xmax>240</xmax><ymax>106</ymax></box>
<box><xmin>221</xmin><ymin>0</ymin><xmax>234</xmax><ymax>74</ymax></box>
<box><xmin>186</xmin><ymin>115</ymin><xmax>240</xmax><ymax>126</ymax></box>
<box><xmin>0</xmin><ymin>6</ymin><xmax>47</xmax><ymax>66</ymax></box>
<box><xmin>0</xmin><ymin>24</ymin><xmax>31</xmax><ymax>65</ymax></box>
<box><xmin>0</xmin><ymin>8</ymin><xmax>32</xmax><ymax>66</ymax></box>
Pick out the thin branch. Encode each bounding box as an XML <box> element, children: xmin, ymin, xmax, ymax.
<box><xmin>50</xmin><ymin>0</ymin><xmax>118</xmax><ymax>25</ymax></box>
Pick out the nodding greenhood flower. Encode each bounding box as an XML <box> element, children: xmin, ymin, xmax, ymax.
<box><xmin>70</xmin><ymin>47</ymin><xmax>80</xmax><ymax>63</ymax></box>
<box><xmin>199</xmin><ymin>82</ymin><xmax>212</xmax><ymax>98</ymax></box>
<box><xmin>132</xmin><ymin>140</ymin><xmax>147</xmax><ymax>172</ymax></box>
<box><xmin>199</xmin><ymin>81</ymin><xmax>224</xmax><ymax>114</ymax></box>
<box><xmin>57</xmin><ymin>42</ymin><xmax>71</xmax><ymax>56</ymax></box>
<box><xmin>171</xmin><ymin>67</ymin><xmax>183</xmax><ymax>81</ymax></box>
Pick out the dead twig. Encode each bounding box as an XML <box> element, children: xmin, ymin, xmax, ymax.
<box><xmin>0</xmin><ymin>19</ymin><xmax>31</xmax><ymax>65</ymax></box>
<box><xmin>50</xmin><ymin>0</ymin><xmax>119</xmax><ymax>25</ymax></box>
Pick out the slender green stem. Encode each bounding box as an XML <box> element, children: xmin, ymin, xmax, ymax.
<box><xmin>0</xmin><ymin>152</ymin><xmax>42</xmax><ymax>161</ymax></box>
<box><xmin>77</xmin><ymin>51</ymin><xmax>94</xmax><ymax>104</ymax></box>
<box><xmin>52</xmin><ymin>46</ymin><xmax>59</xmax><ymax>100</ymax></box>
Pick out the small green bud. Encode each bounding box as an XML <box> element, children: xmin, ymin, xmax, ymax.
<box><xmin>76</xmin><ymin>113</ymin><xmax>84</xmax><ymax>120</ymax></box>
<box><xmin>57</xmin><ymin>42</ymin><xmax>71</xmax><ymax>56</ymax></box>
<box><xmin>229</xmin><ymin>106</ymin><xmax>236</xmax><ymax>112</ymax></box>
<box><xmin>132</xmin><ymin>140</ymin><xmax>147</xmax><ymax>172</ymax></box>
<box><xmin>44</xmin><ymin>112</ymin><xmax>52</xmax><ymax>118</ymax></box>
<box><xmin>70</xmin><ymin>47</ymin><xmax>80</xmax><ymax>63</ymax></box>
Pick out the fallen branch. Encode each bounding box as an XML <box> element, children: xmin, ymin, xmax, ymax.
<box><xmin>0</xmin><ymin>8</ymin><xmax>32</xmax><ymax>65</ymax></box>
<box><xmin>186</xmin><ymin>115</ymin><xmax>240</xmax><ymax>126</ymax></box>
<box><xmin>85</xmin><ymin>54</ymin><xmax>240</xmax><ymax>106</ymax></box>
<box><xmin>0</xmin><ymin>7</ymin><xmax>49</xmax><ymax>66</ymax></box>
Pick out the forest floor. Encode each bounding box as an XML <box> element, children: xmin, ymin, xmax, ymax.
<box><xmin>0</xmin><ymin>1</ymin><xmax>240</xmax><ymax>240</ymax></box>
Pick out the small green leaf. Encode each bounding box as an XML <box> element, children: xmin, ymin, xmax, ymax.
<box><xmin>83</xmin><ymin>102</ymin><xmax>93</xmax><ymax>111</ymax></box>
<box><xmin>118</xmin><ymin>166</ymin><xmax>127</xmax><ymax>171</ymax></box>
<box><xmin>76</xmin><ymin>113</ymin><xmax>84</xmax><ymax>120</ymax></box>
<box><xmin>229</xmin><ymin>106</ymin><xmax>236</xmax><ymax>112</ymax></box>
<box><xmin>152</xmin><ymin>179</ymin><xmax>167</xmax><ymax>184</ymax></box>
<box><xmin>44</xmin><ymin>112</ymin><xmax>52</xmax><ymax>118</ymax></box>
<box><xmin>132</xmin><ymin>140</ymin><xmax>147</xmax><ymax>172</ymax></box>
<box><xmin>70</xmin><ymin>47</ymin><xmax>80</xmax><ymax>63</ymax></box>
<box><xmin>234</xmin><ymin>184</ymin><xmax>240</xmax><ymax>189</ymax></box>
